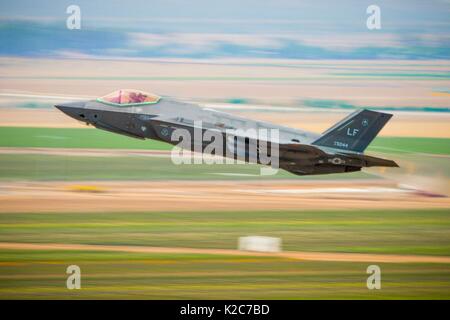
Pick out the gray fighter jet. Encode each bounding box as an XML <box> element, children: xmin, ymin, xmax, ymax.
<box><xmin>55</xmin><ymin>89</ymin><xmax>398</xmax><ymax>175</ymax></box>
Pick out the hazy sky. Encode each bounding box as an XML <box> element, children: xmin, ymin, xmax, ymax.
<box><xmin>1</xmin><ymin>1</ymin><xmax>449</xmax><ymax>59</ymax></box>
<box><xmin>2</xmin><ymin>0</ymin><xmax>449</xmax><ymax>32</ymax></box>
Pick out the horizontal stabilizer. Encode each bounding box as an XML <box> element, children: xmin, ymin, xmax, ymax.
<box><xmin>340</xmin><ymin>152</ymin><xmax>399</xmax><ymax>167</ymax></box>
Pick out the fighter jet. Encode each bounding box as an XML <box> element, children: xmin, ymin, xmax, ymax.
<box><xmin>55</xmin><ymin>89</ymin><xmax>398</xmax><ymax>175</ymax></box>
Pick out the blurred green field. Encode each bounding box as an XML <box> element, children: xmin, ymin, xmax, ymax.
<box><xmin>0</xmin><ymin>127</ymin><xmax>171</xmax><ymax>150</ymax></box>
<box><xmin>0</xmin><ymin>127</ymin><xmax>449</xmax><ymax>155</ymax></box>
<box><xmin>0</xmin><ymin>154</ymin><xmax>376</xmax><ymax>181</ymax></box>
<box><xmin>0</xmin><ymin>208</ymin><xmax>450</xmax><ymax>299</ymax></box>
<box><xmin>1</xmin><ymin>250</ymin><xmax>449</xmax><ymax>299</ymax></box>
<box><xmin>0</xmin><ymin>126</ymin><xmax>447</xmax><ymax>181</ymax></box>
<box><xmin>1</xmin><ymin>209</ymin><xmax>449</xmax><ymax>256</ymax></box>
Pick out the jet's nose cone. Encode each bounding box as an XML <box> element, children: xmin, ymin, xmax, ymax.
<box><xmin>55</xmin><ymin>101</ymin><xmax>87</xmax><ymax>121</ymax></box>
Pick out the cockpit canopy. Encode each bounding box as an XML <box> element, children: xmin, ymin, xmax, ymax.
<box><xmin>97</xmin><ymin>89</ymin><xmax>161</xmax><ymax>106</ymax></box>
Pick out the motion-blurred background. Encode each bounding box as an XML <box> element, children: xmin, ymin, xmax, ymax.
<box><xmin>0</xmin><ymin>0</ymin><xmax>449</xmax><ymax>299</ymax></box>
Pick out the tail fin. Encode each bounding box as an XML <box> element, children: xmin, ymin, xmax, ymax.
<box><xmin>312</xmin><ymin>109</ymin><xmax>392</xmax><ymax>153</ymax></box>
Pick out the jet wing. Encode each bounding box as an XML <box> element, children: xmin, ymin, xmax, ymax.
<box><xmin>279</xmin><ymin>143</ymin><xmax>327</xmax><ymax>157</ymax></box>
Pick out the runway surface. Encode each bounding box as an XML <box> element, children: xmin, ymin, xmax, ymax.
<box><xmin>1</xmin><ymin>180</ymin><xmax>448</xmax><ymax>213</ymax></box>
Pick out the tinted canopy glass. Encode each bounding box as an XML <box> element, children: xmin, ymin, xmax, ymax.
<box><xmin>97</xmin><ymin>89</ymin><xmax>160</xmax><ymax>106</ymax></box>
